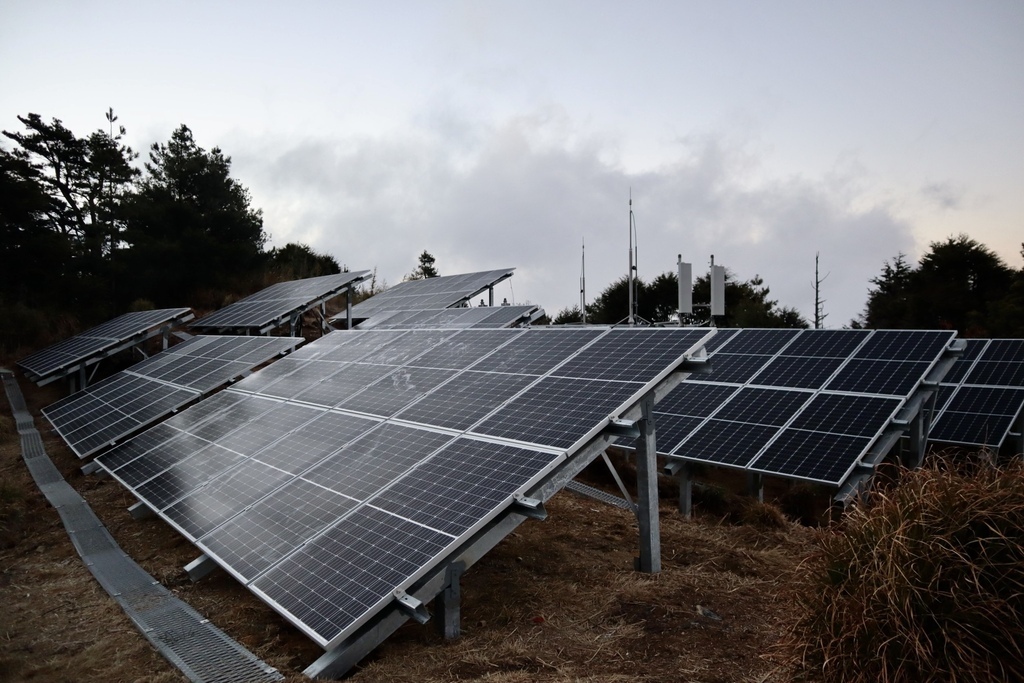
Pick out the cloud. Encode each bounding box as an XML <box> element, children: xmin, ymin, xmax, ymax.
<box><xmin>920</xmin><ymin>181</ymin><xmax>963</xmax><ymax>210</ymax></box>
<box><xmin>231</xmin><ymin>112</ymin><xmax>915</xmax><ymax>327</ymax></box>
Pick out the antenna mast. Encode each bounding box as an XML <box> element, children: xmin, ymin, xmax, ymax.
<box><xmin>628</xmin><ymin>190</ymin><xmax>637</xmax><ymax>325</ymax></box>
<box><xmin>580</xmin><ymin>238</ymin><xmax>587</xmax><ymax>324</ymax></box>
<box><xmin>814</xmin><ymin>252</ymin><xmax>829</xmax><ymax>329</ymax></box>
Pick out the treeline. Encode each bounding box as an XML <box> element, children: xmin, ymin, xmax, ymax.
<box><xmin>854</xmin><ymin>235</ymin><xmax>1024</xmax><ymax>337</ymax></box>
<box><xmin>0</xmin><ymin>112</ymin><xmax>340</xmax><ymax>350</ymax></box>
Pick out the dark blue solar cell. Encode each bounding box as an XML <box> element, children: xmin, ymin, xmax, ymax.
<box><xmin>198</xmin><ymin>478</ymin><xmax>359</xmax><ymax>583</ymax></box>
<box><xmin>930</xmin><ymin>411</ymin><xmax>1015</xmax><ymax>448</ymax></box>
<box><xmin>749</xmin><ymin>430</ymin><xmax>870</xmax><ymax>485</ymax></box>
<box><xmin>825</xmin><ymin>360</ymin><xmax>930</xmax><ymax>396</ymax></box>
<box><xmin>395</xmin><ymin>371</ymin><xmax>537</xmax><ymax>431</ymax></box>
<box><xmin>373</xmin><ymin>438</ymin><xmax>558</xmax><ymax>536</ymax></box>
<box><xmin>964</xmin><ymin>362</ymin><xmax>1024</xmax><ymax>388</ymax></box>
<box><xmin>713</xmin><ymin>329</ymin><xmax>800</xmax><ymax>355</ymax></box>
<box><xmin>252</xmin><ymin>505</ymin><xmax>451</xmax><ymax>646</ymax></box>
<box><xmin>854</xmin><ymin>330</ymin><xmax>953</xmax><ymax>361</ymax></box>
<box><xmin>781</xmin><ymin>330</ymin><xmax>869</xmax><ymax>358</ymax></box>
<box><xmin>749</xmin><ymin>356</ymin><xmax>845</xmax><ymax>389</ymax></box>
<box><xmin>652</xmin><ymin>415</ymin><xmax>704</xmax><ymax>455</ymax></box>
<box><xmin>670</xmin><ymin>420</ymin><xmax>779</xmax><ymax>467</ymax></box>
<box><xmin>980</xmin><ymin>339</ymin><xmax>1024</xmax><ymax>363</ymax></box>
<box><xmin>711</xmin><ymin>387</ymin><xmax>811</xmax><ymax>426</ymax></box>
<box><xmin>470</xmin><ymin>328</ymin><xmax>603</xmax><ymax>375</ymax></box>
<box><xmin>788</xmin><ymin>393</ymin><xmax>901</xmax><ymax>437</ymax></box>
<box><xmin>552</xmin><ymin>328</ymin><xmax>708</xmax><ymax>382</ymax></box>
<box><xmin>472</xmin><ymin>376</ymin><xmax>642</xmax><ymax>450</ymax></box>
<box><xmin>701</xmin><ymin>329</ymin><xmax>739</xmax><ymax>354</ymax></box>
<box><xmin>655</xmin><ymin>382</ymin><xmax>738</xmax><ymax>417</ymax></box>
<box><xmin>687</xmin><ymin>354</ymin><xmax>774</xmax><ymax>385</ymax></box>
<box><xmin>942</xmin><ymin>386</ymin><xmax>1024</xmax><ymax>416</ymax></box>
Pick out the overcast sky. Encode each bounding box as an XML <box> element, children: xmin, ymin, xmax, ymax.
<box><xmin>2</xmin><ymin>1</ymin><xmax>1022</xmax><ymax>325</ymax></box>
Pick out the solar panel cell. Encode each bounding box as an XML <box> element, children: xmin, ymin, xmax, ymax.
<box><xmin>252</xmin><ymin>506</ymin><xmax>452</xmax><ymax>645</ymax></box>
<box><xmin>825</xmin><ymin>359</ymin><xmax>930</xmax><ymax>395</ymax></box>
<box><xmin>749</xmin><ymin>430</ymin><xmax>870</xmax><ymax>484</ymax></box>
<box><xmin>373</xmin><ymin>438</ymin><xmax>559</xmax><ymax>536</ymax></box>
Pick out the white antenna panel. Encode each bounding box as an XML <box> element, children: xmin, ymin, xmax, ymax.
<box><xmin>710</xmin><ymin>265</ymin><xmax>726</xmax><ymax>316</ymax></box>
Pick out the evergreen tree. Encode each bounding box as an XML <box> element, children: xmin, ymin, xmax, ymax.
<box><xmin>123</xmin><ymin>125</ymin><xmax>267</xmax><ymax>307</ymax></box>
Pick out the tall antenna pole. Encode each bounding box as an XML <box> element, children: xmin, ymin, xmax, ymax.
<box><xmin>580</xmin><ymin>237</ymin><xmax>587</xmax><ymax>324</ymax></box>
<box><xmin>814</xmin><ymin>252</ymin><xmax>829</xmax><ymax>329</ymax></box>
<box><xmin>628</xmin><ymin>190</ymin><xmax>635</xmax><ymax>325</ymax></box>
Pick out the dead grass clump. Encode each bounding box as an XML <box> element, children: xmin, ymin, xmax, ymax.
<box><xmin>789</xmin><ymin>454</ymin><xmax>1024</xmax><ymax>683</ymax></box>
<box><xmin>736</xmin><ymin>499</ymin><xmax>789</xmax><ymax>530</ymax></box>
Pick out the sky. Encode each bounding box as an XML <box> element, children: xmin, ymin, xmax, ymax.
<box><xmin>2</xmin><ymin>1</ymin><xmax>1022</xmax><ymax>326</ymax></box>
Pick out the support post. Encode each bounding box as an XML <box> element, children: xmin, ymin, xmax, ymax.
<box><xmin>634</xmin><ymin>394</ymin><xmax>660</xmax><ymax>574</ymax></box>
<box><xmin>747</xmin><ymin>472</ymin><xmax>764</xmax><ymax>503</ymax></box>
<box><xmin>907</xmin><ymin>409</ymin><xmax>926</xmax><ymax>469</ymax></box>
<box><xmin>434</xmin><ymin>561</ymin><xmax>465</xmax><ymax>640</ymax></box>
<box><xmin>290</xmin><ymin>312</ymin><xmax>301</xmax><ymax>338</ymax></box>
<box><xmin>346</xmin><ymin>289</ymin><xmax>353</xmax><ymax>330</ymax></box>
<box><xmin>488</xmin><ymin>286</ymin><xmax>494</xmax><ymax>307</ymax></box>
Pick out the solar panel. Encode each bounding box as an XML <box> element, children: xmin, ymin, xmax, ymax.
<box><xmin>191</xmin><ymin>272</ymin><xmax>370</xmax><ymax>333</ymax></box>
<box><xmin>930</xmin><ymin>339</ymin><xmax>1024</xmax><ymax>449</ymax></box>
<box><xmin>355</xmin><ymin>305</ymin><xmax>542</xmax><ymax>330</ymax></box>
<box><xmin>17</xmin><ymin>308</ymin><xmax>194</xmax><ymax>385</ymax></box>
<box><xmin>660</xmin><ymin>328</ymin><xmax>956</xmax><ymax>486</ymax></box>
<box><xmin>42</xmin><ymin>336</ymin><xmax>300</xmax><ymax>458</ymax></box>
<box><xmin>94</xmin><ymin>326</ymin><xmax>713</xmax><ymax>651</ymax></box>
<box><xmin>337</xmin><ymin>269</ymin><xmax>516</xmax><ymax>324</ymax></box>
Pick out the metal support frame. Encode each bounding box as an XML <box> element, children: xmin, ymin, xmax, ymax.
<box><xmin>81</xmin><ymin>460</ymin><xmax>104</xmax><ymax>476</ymax></box>
<box><xmin>746</xmin><ymin>472</ymin><xmax>764</xmax><ymax>502</ymax></box>
<box><xmin>128</xmin><ymin>500</ymin><xmax>156</xmax><ymax>520</ymax></box>
<box><xmin>669</xmin><ymin>460</ymin><xmax>693</xmax><ymax>518</ymax></box>
<box><xmin>1007</xmin><ymin>407</ymin><xmax>1024</xmax><ymax>457</ymax></box>
<box><xmin>433</xmin><ymin>561</ymin><xmax>465</xmax><ymax>640</ymax></box>
<box><xmin>185</xmin><ymin>554</ymin><xmax>218</xmax><ymax>582</ymax></box>
<box><xmin>633</xmin><ymin>394</ymin><xmax>660</xmax><ymax>574</ymax></box>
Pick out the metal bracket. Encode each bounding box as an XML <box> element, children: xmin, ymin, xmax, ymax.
<box><xmin>81</xmin><ymin>460</ymin><xmax>104</xmax><ymax>476</ymax></box>
<box><xmin>604</xmin><ymin>418</ymin><xmax>640</xmax><ymax>439</ymax></box>
<box><xmin>128</xmin><ymin>500</ymin><xmax>156</xmax><ymax>520</ymax></box>
<box><xmin>185</xmin><ymin>554</ymin><xmax>219</xmax><ymax>582</ymax></box>
<box><xmin>393</xmin><ymin>590</ymin><xmax>430</xmax><ymax>624</ymax></box>
<box><xmin>511</xmin><ymin>494</ymin><xmax>547</xmax><ymax>520</ymax></box>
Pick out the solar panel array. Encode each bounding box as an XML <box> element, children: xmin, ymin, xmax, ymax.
<box><xmin>95</xmin><ymin>326</ymin><xmax>712</xmax><ymax>649</ymax></box>
<box><xmin>44</xmin><ymin>336</ymin><xmax>301</xmax><ymax>458</ymax></box>
<box><xmin>659</xmin><ymin>329</ymin><xmax>956</xmax><ymax>485</ymax></box>
<box><xmin>191</xmin><ymin>272</ymin><xmax>370</xmax><ymax>333</ymax></box>
<box><xmin>338</xmin><ymin>268</ymin><xmax>515</xmax><ymax>322</ymax></box>
<box><xmin>930</xmin><ymin>338</ymin><xmax>1024</xmax><ymax>449</ymax></box>
<box><xmin>17</xmin><ymin>308</ymin><xmax>194</xmax><ymax>384</ymax></box>
<box><xmin>356</xmin><ymin>304</ymin><xmax>542</xmax><ymax>330</ymax></box>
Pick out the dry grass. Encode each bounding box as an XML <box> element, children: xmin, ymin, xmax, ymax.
<box><xmin>1</xmin><ymin>376</ymin><xmax>821</xmax><ymax>682</ymax></box>
<box><xmin>788</xmin><ymin>454</ymin><xmax>1024</xmax><ymax>683</ymax></box>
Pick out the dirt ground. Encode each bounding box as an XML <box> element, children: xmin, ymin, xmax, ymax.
<box><xmin>1</xmin><ymin>374</ymin><xmax>821</xmax><ymax>683</ymax></box>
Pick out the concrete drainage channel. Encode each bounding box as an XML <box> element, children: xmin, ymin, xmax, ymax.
<box><xmin>1</xmin><ymin>369</ymin><xmax>283</xmax><ymax>683</ymax></box>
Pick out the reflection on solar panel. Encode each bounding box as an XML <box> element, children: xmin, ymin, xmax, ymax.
<box><xmin>335</xmin><ymin>268</ymin><xmax>515</xmax><ymax>323</ymax></box>
<box><xmin>95</xmin><ymin>326</ymin><xmax>712</xmax><ymax>651</ymax></box>
<box><xmin>191</xmin><ymin>272</ymin><xmax>370</xmax><ymax>334</ymax></box>
<box><xmin>931</xmin><ymin>339</ymin><xmax>1024</xmax><ymax>449</ymax></box>
<box><xmin>43</xmin><ymin>336</ymin><xmax>300</xmax><ymax>458</ymax></box>
<box><xmin>17</xmin><ymin>308</ymin><xmax>194</xmax><ymax>386</ymax></box>
<box><xmin>661</xmin><ymin>328</ymin><xmax>955</xmax><ymax>486</ymax></box>
<box><xmin>356</xmin><ymin>304</ymin><xmax>543</xmax><ymax>330</ymax></box>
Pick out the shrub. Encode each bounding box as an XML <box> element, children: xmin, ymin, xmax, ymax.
<box><xmin>790</xmin><ymin>455</ymin><xmax>1024</xmax><ymax>683</ymax></box>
